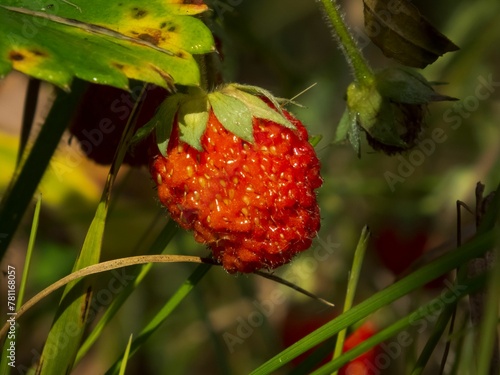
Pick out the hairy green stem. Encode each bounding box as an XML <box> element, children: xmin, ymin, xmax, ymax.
<box><xmin>317</xmin><ymin>0</ymin><xmax>373</xmax><ymax>84</ymax></box>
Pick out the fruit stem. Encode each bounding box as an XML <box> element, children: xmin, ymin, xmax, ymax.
<box><xmin>317</xmin><ymin>0</ymin><xmax>374</xmax><ymax>85</ymax></box>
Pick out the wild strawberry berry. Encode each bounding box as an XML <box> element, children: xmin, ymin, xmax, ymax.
<box><xmin>149</xmin><ymin>84</ymin><xmax>322</xmax><ymax>273</ymax></box>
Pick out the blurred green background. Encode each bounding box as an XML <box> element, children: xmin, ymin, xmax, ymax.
<box><xmin>0</xmin><ymin>0</ymin><xmax>499</xmax><ymax>373</ymax></box>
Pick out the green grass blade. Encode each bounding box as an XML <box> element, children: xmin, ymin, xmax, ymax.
<box><xmin>476</xmin><ymin>246</ymin><xmax>500</xmax><ymax>375</ymax></box>
<box><xmin>410</xmin><ymin>302</ymin><xmax>455</xmax><ymax>375</ymax></box>
<box><xmin>332</xmin><ymin>226</ymin><xmax>370</xmax><ymax>371</ymax></box>
<box><xmin>105</xmin><ymin>263</ymin><xmax>212</xmax><ymax>375</ymax></box>
<box><xmin>36</xmin><ymin>200</ymin><xmax>107</xmax><ymax>375</ymax></box>
<box><xmin>472</xmin><ymin>183</ymin><xmax>500</xmax><ymax>374</ymax></box>
<box><xmin>18</xmin><ymin>194</ymin><xmax>41</xmax><ymax>308</ymax></box>
<box><xmin>309</xmin><ymin>274</ymin><xmax>488</xmax><ymax>375</ymax></box>
<box><xmin>449</xmin><ymin>312</ymin><xmax>469</xmax><ymax>375</ymax></box>
<box><xmin>250</xmin><ymin>229</ymin><xmax>495</xmax><ymax>375</ymax></box>
<box><xmin>75</xmin><ymin>219</ymin><xmax>178</xmax><ymax>363</ymax></box>
<box><xmin>17</xmin><ymin>78</ymin><xmax>40</xmax><ymax>167</ymax></box>
<box><xmin>191</xmin><ymin>286</ymin><xmax>232</xmax><ymax>375</ymax></box>
<box><xmin>0</xmin><ymin>79</ymin><xmax>87</xmax><ymax>261</ymax></box>
<box><xmin>36</xmin><ymin>83</ymin><xmax>147</xmax><ymax>374</ymax></box>
<box><xmin>476</xmin><ymin>184</ymin><xmax>500</xmax><ymax>236</ymax></box>
<box><xmin>118</xmin><ymin>334</ymin><xmax>133</xmax><ymax>375</ymax></box>
<box><xmin>408</xmin><ymin>188</ymin><xmax>500</xmax><ymax>375</ymax></box>
<box><xmin>289</xmin><ymin>337</ymin><xmax>337</xmax><ymax>375</ymax></box>
<box><xmin>0</xmin><ymin>194</ymin><xmax>42</xmax><ymax>375</ymax></box>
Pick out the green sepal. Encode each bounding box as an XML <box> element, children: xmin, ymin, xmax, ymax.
<box><xmin>129</xmin><ymin>94</ymin><xmax>177</xmax><ymax>147</ymax></box>
<box><xmin>347</xmin><ymin>117</ymin><xmax>362</xmax><ymax>158</ymax></box>
<box><xmin>227</xmin><ymin>83</ymin><xmax>294</xmax><ymax>126</ymax></box>
<box><xmin>155</xmin><ymin>95</ymin><xmax>182</xmax><ymax>156</ymax></box>
<box><xmin>334</xmin><ymin>107</ymin><xmax>361</xmax><ymax>156</ymax></box>
<box><xmin>221</xmin><ymin>85</ymin><xmax>295</xmax><ymax>130</ymax></box>
<box><xmin>375</xmin><ymin>67</ymin><xmax>457</xmax><ymax>104</ymax></box>
<box><xmin>177</xmin><ymin>94</ymin><xmax>210</xmax><ymax>151</ymax></box>
<box><xmin>309</xmin><ymin>134</ymin><xmax>323</xmax><ymax>147</ymax></box>
<box><xmin>208</xmin><ymin>91</ymin><xmax>254</xmax><ymax>143</ymax></box>
<box><xmin>333</xmin><ymin>108</ymin><xmax>351</xmax><ymax>144</ymax></box>
<box><xmin>364</xmin><ymin>100</ymin><xmax>409</xmax><ymax>148</ymax></box>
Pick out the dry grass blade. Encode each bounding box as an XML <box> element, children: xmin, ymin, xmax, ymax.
<box><xmin>0</xmin><ymin>255</ymin><xmax>211</xmax><ymax>340</ymax></box>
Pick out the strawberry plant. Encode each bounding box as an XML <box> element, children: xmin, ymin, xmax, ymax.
<box><xmin>0</xmin><ymin>0</ymin><xmax>499</xmax><ymax>374</ymax></box>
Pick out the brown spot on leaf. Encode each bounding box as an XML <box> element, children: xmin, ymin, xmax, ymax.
<box><xmin>138</xmin><ymin>33</ymin><xmax>159</xmax><ymax>45</ymax></box>
<box><xmin>168</xmin><ymin>26</ymin><xmax>176</xmax><ymax>32</ymax></box>
<box><xmin>32</xmin><ymin>49</ymin><xmax>47</xmax><ymax>57</ymax></box>
<box><xmin>112</xmin><ymin>62</ymin><xmax>125</xmax><ymax>70</ymax></box>
<box><xmin>9</xmin><ymin>51</ymin><xmax>24</xmax><ymax>61</ymax></box>
<box><xmin>160</xmin><ymin>21</ymin><xmax>167</xmax><ymax>29</ymax></box>
<box><xmin>132</xmin><ymin>7</ymin><xmax>147</xmax><ymax>19</ymax></box>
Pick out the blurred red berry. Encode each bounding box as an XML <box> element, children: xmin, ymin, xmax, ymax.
<box><xmin>373</xmin><ymin>224</ymin><xmax>428</xmax><ymax>275</ymax></box>
<box><xmin>339</xmin><ymin>321</ymin><xmax>379</xmax><ymax>375</ymax></box>
<box><xmin>373</xmin><ymin>223</ymin><xmax>447</xmax><ymax>289</ymax></box>
<box><xmin>281</xmin><ymin>308</ymin><xmax>379</xmax><ymax>373</ymax></box>
<box><xmin>69</xmin><ymin>84</ymin><xmax>169</xmax><ymax>167</ymax></box>
<box><xmin>281</xmin><ymin>307</ymin><xmax>336</xmax><ymax>368</ymax></box>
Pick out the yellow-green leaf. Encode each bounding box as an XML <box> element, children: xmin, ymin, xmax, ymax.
<box><xmin>0</xmin><ymin>0</ymin><xmax>214</xmax><ymax>90</ymax></box>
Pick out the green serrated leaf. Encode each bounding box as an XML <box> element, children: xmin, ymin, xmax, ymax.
<box><xmin>177</xmin><ymin>95</ymin><xmax>209</xmax><ymax>151</ymax></box>
<box><xmin>362</xmin><ymin>0</ymin><xmax>459</xmax><ymax>68</ymax></box>
<box><xmin>208</xmin><ymin>91</ymin><xmax>254</xmax><ymax>142</ymax></box>
<box><xmin>0</xmin><ymin>1</ymin><xmax>214</xmax><ymax>89</ymax></box>
<box><xmin>222</xmin><ymin>86</ymin><xmax>295</xmax><ymax>129</ymax></box>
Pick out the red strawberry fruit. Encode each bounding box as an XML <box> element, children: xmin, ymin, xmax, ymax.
<box><xmin>149</xmin><ymin>84</ymin><xmax>322</xmax><ymax>273</ymax></box>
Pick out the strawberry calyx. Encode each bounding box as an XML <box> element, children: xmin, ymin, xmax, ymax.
<box><xmin>134</xmin><ymin>84</ymin><xmax>297</xmax><ymax>155</ymax></box>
